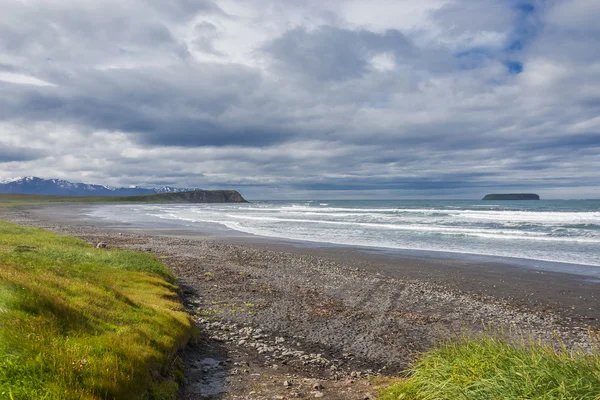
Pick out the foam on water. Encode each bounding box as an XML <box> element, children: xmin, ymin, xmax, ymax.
<box><xmin>86</xmin><ymin>200</ymin><xmax>600</xmax><ymax>267</ymax></box>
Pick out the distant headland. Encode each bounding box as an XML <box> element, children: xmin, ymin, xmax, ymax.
<box><xmin>482</xmin><ymin>193</ymin><xmax>540</xmax><ymax>200</ymax></box>
<box><xmin>0</xmin><ymin>177</ymin><xmax>247</xmax><ymax>204</ymax></box>
<box><xmin>0</xmin><ymin>190</ymin><xmax>248</xmax><ymax>206</ymax></box>
<box><xmin>123</xmin><ymin>190</ymin><xmax>248</xmax><ymax>203</ymax></box>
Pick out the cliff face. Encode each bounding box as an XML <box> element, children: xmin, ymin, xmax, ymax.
<box><xmin>482</xmin><ymin>193</ymin><xmax>540</xmax><ymax>200</ymax></box>
<box><xmin>0</xmin><ymin>190</ymin><xmax>248</xmax><ymax>205</ymax></box>
<box><xmin>167</xmin><ymin>190</ymin><xmax>248</xmax><ymax>203</ymax></box>
<box><xmin>114</xmin><ymin>190</ymin><xmax>248</xmax><ymax>203</ymax></box>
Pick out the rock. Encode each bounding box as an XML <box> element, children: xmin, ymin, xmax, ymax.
<box><xmin>482</xmin><ymin>193</ymin><xmax>540</xmax><ymax>200</ymax></box>
<box><xmin>314</xmin><ymin>393</ymin><xmax>324</xmax><ymax>398</ymax></box>
<box><xmin>154</xmin><ymin>190</ymin><xmax>247</xmax><ymax>203</ymax></box>
<box><xmin>283</xmin><ymin>380</ymin><xmax>291</xmax><ymax>387</ymax></box>
<box><xmin>312</xmin><ymin>382</ymin><xmax>324</xmax><ymax>390</ymax></box>
<box><xmin>96</xmin><ymin>242</ymin><xmax>107</xmax><ymax>249</ymax></box>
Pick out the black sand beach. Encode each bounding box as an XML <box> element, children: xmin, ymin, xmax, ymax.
<box><xmin>2</xmin><ymin>205</ymin><xmax>599</xmax><ymax>399</ymax></box>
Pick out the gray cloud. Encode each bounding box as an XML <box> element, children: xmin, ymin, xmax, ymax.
<box><xmin>0</xmin><ymin>146</ymin><xmax>45</xmax><ymax>163</ymax></box>
<box><xmin>146</xmin><ymin>0</ymin><xmax>222</xmax><ymax>21</ymax></box>
<box><xmin>0</xmin><ymin>0</ymin><xmax>599</xmax><ymax>198</ymax></box>
<box><xmin>193</xmin><ymin>22</ymin><xmax>224</xmax><ymax>56</ymax></box>
<box><xmin>264</xmin><ymin>26</ymin><xmax>414</xmax><ymax>81</ymax></box>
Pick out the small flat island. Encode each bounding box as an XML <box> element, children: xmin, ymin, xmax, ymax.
<box><xmin>482</xmin><ymin>193</ymin><xmax>540</xmax><ymax>200</ymax></box>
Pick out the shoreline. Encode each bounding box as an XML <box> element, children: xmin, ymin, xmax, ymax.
<box><xmin>78</xmin><ymin>200</ymin><xmax>600</xmax><ymax>273</ymax></box>
<box><xmin>10</xmin><ymin>204</ymin><xmax>600</xmax><ymax>322</ymax></box>
<box><xmin>2</xmin><ymin>205</ymin><xmax>600</xmax><ymax>398</ymax></box>
<box><xmin>22</xmin><ymin>202</ymin><xmax>600</xmax><ymax>278</ymax></box>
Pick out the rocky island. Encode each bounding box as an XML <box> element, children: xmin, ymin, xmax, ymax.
<box><xmin>482</xmin><ymin>193</ymin><xmax>540</xmax><ymax>200</ymax></box>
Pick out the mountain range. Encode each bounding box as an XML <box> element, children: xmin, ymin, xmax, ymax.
<box><xmin>0</xmin><ymin>177</ymin><xmax>201</xmax><ymax>196</ymax></box>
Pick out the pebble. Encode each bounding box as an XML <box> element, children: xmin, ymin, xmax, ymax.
<box><xmin>14</xmin><ymin>213</ymin><xmax>594</xmax><ymax>398</ymax></box>
<box><xmin>192</xmin><ymin>318</ymin><xmax>362</xmax><ymax>375</ymax></box>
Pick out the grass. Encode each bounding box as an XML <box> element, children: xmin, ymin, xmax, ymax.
<box><xmin>379</xmin><ymin>332</ymin><xmax>600</xmax><ymax>400</ymax></box>
<box><xmin>0</xmin><ymin>220</ymin><xmax>195</xmax><ymax>399</ymax></box>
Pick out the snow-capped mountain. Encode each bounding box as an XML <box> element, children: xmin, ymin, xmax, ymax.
<box><xmin>0</xmin><ymin>176</ymin><xmax>26</xmax><ymax>184</ymax></box>
<box><xmin>0</xmin><ymin>177</ymin><xmax>200</xmax><ymax>196</ymax></box>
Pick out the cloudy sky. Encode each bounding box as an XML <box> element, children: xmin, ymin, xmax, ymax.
<box><xmin>1</xmin><ymin>0</ymin><xmax>599</xmax><ymax>199</ymax></box>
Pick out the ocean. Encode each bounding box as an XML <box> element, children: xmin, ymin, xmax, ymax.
<box><xmin>87</xmin><ymin>199</ymin><xmax>600</xmax><ymax>268</ymax></box>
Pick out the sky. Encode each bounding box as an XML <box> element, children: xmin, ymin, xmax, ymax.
<box><xmin>0</xmin><ymin>0</ymin><xmax>599</xmax><ymax>200</ymax></box>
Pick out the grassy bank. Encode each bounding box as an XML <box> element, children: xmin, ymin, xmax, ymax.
<box><xmin>380</xmin><ymin>333</ymin><xmax>600</xmax><ymax>400</ymax></box>
<box><xmin>0</xmin><ymin>220</ymin><xmax>195</xmax><ymax>399</ymax></box>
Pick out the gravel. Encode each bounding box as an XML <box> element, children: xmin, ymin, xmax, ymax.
<box><xmin>2</xmin><ymin>206</ymin><xmax>599</xmax><ymax>399</ymax></box>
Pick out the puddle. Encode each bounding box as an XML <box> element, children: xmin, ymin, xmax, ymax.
<box><xmin>184</xmin><ymin>357</ymin><xmax>228</xmax><ymax>397</ymax></box>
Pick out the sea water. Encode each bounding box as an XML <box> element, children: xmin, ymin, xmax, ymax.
<box><xmin>87</xmin><ymin>199</ymin><xmax>600</xmax><ymax>268</ymax></box>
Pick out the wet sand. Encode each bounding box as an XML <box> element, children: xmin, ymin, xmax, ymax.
<box><xmin>2</xmin><ymin>205</ymin><xmax>599</xmax><ymax>399</ymax></box>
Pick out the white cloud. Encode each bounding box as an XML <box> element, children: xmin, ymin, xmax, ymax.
<box><xmin>370</xmin><ymin>52</ymin><xmax>396</xmax><ymax>72</ymax></box>
<box><xmin>0</xmin><ymin>72</ymin><xmax>56</xmax><ymax>87</ymax></box>
<box><xmin>518</xmin><ymin>59</ymin><xmax>569</xmax><ymax>87</ymax></box>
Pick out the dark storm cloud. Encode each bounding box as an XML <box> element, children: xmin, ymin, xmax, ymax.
<box><xmin>7</xmin><ymin>91</ymin><xmax>288</xmax><ymax>147</ymax></box>
<box><xmin>0</xmin><ymin>61</ymin><xmax>292</xmax><ymax>147</ymax></box>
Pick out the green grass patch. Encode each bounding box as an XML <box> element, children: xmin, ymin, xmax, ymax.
<box><xmin>379</xmin><ymin>332</ymin><xmax>600</xmax><ymax>400</ymax></box>
<box><xmin>0</xmin><ymin>220</ymin><xmax>195</xmax><ymax>399</ymax></box>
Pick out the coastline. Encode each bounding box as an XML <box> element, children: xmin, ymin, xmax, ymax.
<box><xmin>2</xmin><ymin>204</ymin><xmax>600</xmax><ymax>398</ymax></box>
